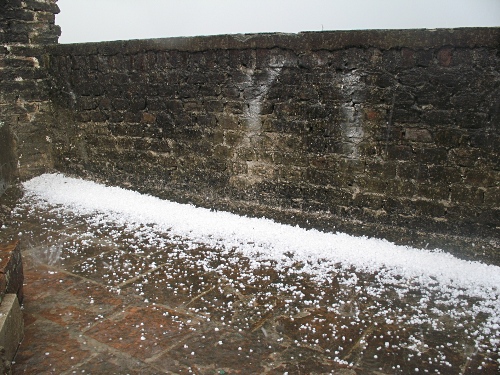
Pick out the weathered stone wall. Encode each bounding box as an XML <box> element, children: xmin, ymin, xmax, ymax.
<box><xmin>0</xmin><ymin>0</ymin><xmax>60</xmax><ymax>189</ymax></box>
<box><xmin>46</xmin><ymin>28</ymin><xmax>500</xmax><ymax>263</ymax></box>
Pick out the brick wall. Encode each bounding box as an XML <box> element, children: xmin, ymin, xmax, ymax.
<box><xmin>0</xmin><ymin>0</ymin><xmax>60</xmax><ymax>187</ymax></box>
<box><xmin>46</xmin><ymin>28</ymin><xmax>500</xmax><ymax>263</ymax></box>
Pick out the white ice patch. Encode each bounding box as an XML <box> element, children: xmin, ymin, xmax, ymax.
<box><xmin>22</xmin><ymin>173</ymin><xmax>500</xmax><ymax>339</ymax></box>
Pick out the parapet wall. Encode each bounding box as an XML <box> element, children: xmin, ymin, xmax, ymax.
<box><xmin>45</xmin><ymin>28</ymin><xmax>500</xmax><ymax>263</ymax></box>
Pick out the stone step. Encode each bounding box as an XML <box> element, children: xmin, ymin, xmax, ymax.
<box><xmin>0</xmin><ymin>294</ymin><xmax>23</xmax><ymax>366</ymax></box>
<box><xmin>0</xmin><ymin>241</ymin><xmax>24</xmax><ymax>368</ymax></box>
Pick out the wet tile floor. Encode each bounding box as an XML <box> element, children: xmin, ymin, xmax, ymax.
<box><xmin>1</xmin><ymin>192</ymin><xmax>498</xmax><ymax>374</ymax></box>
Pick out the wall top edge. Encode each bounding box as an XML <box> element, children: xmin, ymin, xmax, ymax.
<box><xmin>47</xmin><ymin>27</ymin><xmax>500</xmax><ymax>55</ymax></box>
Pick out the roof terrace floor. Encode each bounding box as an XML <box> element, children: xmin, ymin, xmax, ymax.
<box><xmin>1</xmin><ymin>182</ymin><xmax>498</xmax><ymax>375</ymax></box>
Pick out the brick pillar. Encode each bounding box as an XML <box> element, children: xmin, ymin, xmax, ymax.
<box><xmin>0</xmin><ymin>0</ymin><xmax>61</xmax><ymax>184</ymax></box>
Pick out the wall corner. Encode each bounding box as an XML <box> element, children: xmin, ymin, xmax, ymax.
<box><xmin>0</xmin><ymin>0</ymin><xmax>60</xmax><ymax>187</ymax></box>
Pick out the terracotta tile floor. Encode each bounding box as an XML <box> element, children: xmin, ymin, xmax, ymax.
<box><xmin>0</xmin><ymin>194</ymin><xmax>497</xmax><ymax>374</ymax></box>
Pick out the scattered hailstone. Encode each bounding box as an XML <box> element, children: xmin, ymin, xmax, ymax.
<box><xmin>18</xmin><ymin>173</ymin><xmax>500</xmax><ymax>371</ymax></box>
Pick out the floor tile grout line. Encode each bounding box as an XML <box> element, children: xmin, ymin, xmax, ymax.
<box><xmin>26</xmin><ymin>314</ymin><xmax>162</xmax><ymax>375</ymax></box>
<box><xmin>114</xmin><ymin>260</ymin><xmax>179</xmax><ymax>289</ymax></box>
<box><xmin>21</xmin><ymin>268</ymin><xmax>135</xmax><ymax>335</ymax></box>
<box><xmin>58</xmin><ymin>352</ymin><xmax>103</xmax><ymax>375</ymax></box>
<box><xmin>143</xmin><ymin>330</ymin><xmax>200</xmax><ymax>365</ymax></box>
<box><xmin>21</xmin><ymin>238</ymin><xmax>125</xmax><ymax>270</ymax></box>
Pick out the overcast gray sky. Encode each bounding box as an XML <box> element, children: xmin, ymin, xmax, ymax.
<box><xmin>57</xmin><ymin>0</ymin><xmax>500</xmax><ymax>44</ymax></box>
